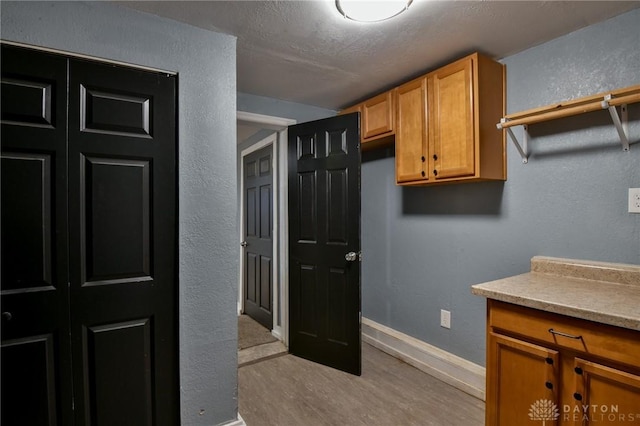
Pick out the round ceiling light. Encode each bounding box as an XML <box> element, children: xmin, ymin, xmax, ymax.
<box><xmin>336</xmin><ymin>0</ymin><xmax>413</xmax><ymax>23</ymax></box>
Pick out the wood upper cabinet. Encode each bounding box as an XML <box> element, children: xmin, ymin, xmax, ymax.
<box><xmin>340</xmin><ymin>51</ymin><xmax>505</xmax><ymax>174</ymax></box>
<box><xmin>396</xmin><ymin>78</ymin><xmax>427</xmax><ymax>183</ymax></box>
<box><xmin>362</xmin><ymin>90</ymin><xmax>395</xmax><ymax>139</ymax></box>
<box><xmin>396</xmin><ymin>52</ymin><xmax>505</xmax><ymax>185</ymax></box>
<box><xmin>430</xmin><ymin>58</ymin><xmax>475</xmax><ymax>179</ymax></box>
<box><xmin>485</xmin><ymin>300</ymin><xmax>640</xmax><ymax>426</ymax></box>
<box><xmin>339</xmin><ymin>90</ymin><xmax>395</xmax><ymax>150</ymax></box>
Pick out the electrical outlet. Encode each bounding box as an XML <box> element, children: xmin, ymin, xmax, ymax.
<box><xmin>440</xmin><ymin>309</ymin><xmax>451</xmax><ymax>329</ymax></box>
<box><xmin>629</xmin><ymin>188</ymin><xmax>640</xmax><ymax>213</ymax></box>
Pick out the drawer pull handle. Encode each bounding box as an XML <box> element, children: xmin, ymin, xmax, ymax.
<box><xmin>548</xmin><ymin>328</ymin><xmax>582</xmax><ymax>339</ymax></box>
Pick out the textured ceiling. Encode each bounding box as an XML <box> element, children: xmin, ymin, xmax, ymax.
<box><xmin>118</xmin><ymin>1</ymin><xmax>640</xmax><ymax>110</ymax></box>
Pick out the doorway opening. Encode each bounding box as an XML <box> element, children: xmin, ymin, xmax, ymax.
<box><xmin>237</xmin><ymin>111</ymin><xmax>295</xmax><ymax>352</ymax></box>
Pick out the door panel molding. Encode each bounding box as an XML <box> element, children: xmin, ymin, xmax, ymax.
<box><xmin>82</xmin><ymin>318</ymin><xmax>154</xmax><ymax>426</ymax></box>
<box><xmin>1</xmin><ymin>333</ymin><xmax>59</xmax><ymax>425</ymax></box>
<box><xmin>79</xmin><ymin>155</ymin><xmax>152</xmax><ymax>285</ymax></box>
<box><xmin>1</xmin><ymin>152</ymin><xmax>54</xmax><ymax>289</ymax></box>
<box><xmin>1</xmin><ymin>78</ymin><xmax>54</xmax><ymax>127</ymax></box>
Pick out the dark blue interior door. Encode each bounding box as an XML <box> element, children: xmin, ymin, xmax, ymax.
<box><xmin>288</xmin><ymin>113</ymin><xmax>362</xmax><ymax>375</ymax></box>
<box><xmin>243</xmin><ymin>145</ymin><xmax>274</xmax><ymax>330</ymax></box>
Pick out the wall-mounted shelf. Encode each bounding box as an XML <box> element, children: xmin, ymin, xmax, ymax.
<box><xmin>497</xmin><ymin>84</ymin><xmax>640</xmax><ymax>163</ymax></box>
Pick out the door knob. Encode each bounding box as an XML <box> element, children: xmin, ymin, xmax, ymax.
<box><xmin>240</xmin><ymin>241</ymin><xmax>248</xmax><ymax>247</ymax></box>
<box><xmin>345</xmin><ymin>252</ymin><xmax>360</xmax><ymax>262</ymax></box>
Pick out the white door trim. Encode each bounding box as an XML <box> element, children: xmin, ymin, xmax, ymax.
<box><xmin>237</xmin><ymin>111</ymin><xmax>296</xmax><ymax>345</ymax></box>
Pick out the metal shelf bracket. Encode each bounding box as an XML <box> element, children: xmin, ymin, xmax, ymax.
<box><xmin>498</xmin><ymin>119</ymin><xmax>529</xmax><ymax>163</ymax></box>
<box><xmin>601</xmin><ymin>95</ymin><xmax>630</xmax><ymax>152</ymax></box>
<box><xmin>498</xmin><ymin>92</ymin><xmax>633</xmax><ymax>163</ymax></box>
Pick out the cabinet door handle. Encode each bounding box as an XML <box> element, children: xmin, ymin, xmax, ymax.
<box><xmin>573</xmin><ymin>392</ymin><xmax>583</xmax><ymax>401</ymax></box>
<box><xmin>545</xmin><ymin>381</ymin><xmax>553</xmax><ymax>390</ymax></box>
<box><xmin>421</xmin><ymin>171</ymin><xmax>425</xmax><ymax>177</ymax></box>
<box><xmin>574</xmin><ymin>367</ymin><xmax>583</xmax><ymax>375</ymax></box>
<box><xmin>433</xmin><ymin>154</ymin><xmax>438</xmax><ymax>160</ymax></box>
<box><xmin>421</xmin><ymin>156</ymin><xmax>425</xmax><ymax>162</ymax></box>
<box><xmin>548</xmin><ymin>328</ymin><xmax>582</xmax><ymax>339</ymax></box>
<box><xmin>433</xmin><ymin>170</ymin><xmax>438</xmax><ymax>176</ymax></box>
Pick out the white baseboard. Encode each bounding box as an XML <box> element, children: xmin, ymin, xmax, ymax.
<box><xmin>271</xmin><ymin>327</ymin><xmax>283</xmax><ymax>341</ymax></box>
<box><xmin>362</xmin><ymin>317</ymin><xmax>486</xmax><ymax>401</ymax></box>
<box><xmin>221</xmin><ymin>413</ymin><xmax>246</xmax><ymax>426</ymax></box>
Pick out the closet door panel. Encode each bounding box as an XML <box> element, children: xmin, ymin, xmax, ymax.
<box><xmin>68</xmin><ymin>59</ymin><xmax>178</xmax><ymax>426</ymax></box>
<box><xmin>1</xmin><ymin>45</ymin><xmax>73</xmax><ymax>426</ymax></box>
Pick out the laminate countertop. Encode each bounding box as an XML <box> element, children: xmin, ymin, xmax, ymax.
<box><xmin>471</xmin><ymin>256</ymin><xmax>640</xmax><ymax>331</ymax></box>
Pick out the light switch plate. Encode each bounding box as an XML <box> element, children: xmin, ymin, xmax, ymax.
<box><xmin>440</xmin><ymin>309</ymin><xmax>451</xmax><ymax>329</ymax></box>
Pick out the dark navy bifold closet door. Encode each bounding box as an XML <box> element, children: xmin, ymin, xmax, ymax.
<box><xmin>1</xmin><ymin>44</ymin><xmax>179</xmax><ymax>426</ymax></box>
<box><xmin>1</xmin><ymin>44</ymin><xmax>74</xmax><ymax>426</ymax></box>
<box><xmin>67</xmin><ymin>58</ymin><xmax>178</xmax><ymax>426</ymax></box>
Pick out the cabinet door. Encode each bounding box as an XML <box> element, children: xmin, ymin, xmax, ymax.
<box><xmin>362</xmin><ymin>91</ymin><xmax>394</xmax><ymax>139</ymax></box>
<box><xmin>430</xmin><ymin>58</ymin><xmax>475</xmax><ymax>180</ymax></box>
<box><xmin>570</xmin><ymin>358</ymin><xmax>640</xmax><ymax>426</ymax></box>
<box><xmin>396</xmin><ymin>78</ymin><xmax>427</xmax><ymax>183</ymax></box>
<box><xmin>487</xmin><ymin>333</ymin><xmax>560</xmax><ymax>426</ymax></box>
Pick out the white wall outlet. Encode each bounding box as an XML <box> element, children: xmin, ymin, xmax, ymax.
<box><xmin>629</xmin><ymin>188</ymin><xmax>640</xmax><ymax>213</ymax></box>
<box><xmin>440</xmin><ymin>309</ymin><xmax>451</xmax><ymax>329</ymax></box>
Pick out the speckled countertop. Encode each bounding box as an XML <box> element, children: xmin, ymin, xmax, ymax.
<box><xmin>471</xmin><ymin>256</ymin><xmax>640</xmax><ymax>331</ymax></box>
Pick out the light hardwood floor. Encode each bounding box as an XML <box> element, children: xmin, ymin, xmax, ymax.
<box><xmin>239</xmin><ymin>342</ymin><xmax>485</xmax><ymax>426</ymax></box>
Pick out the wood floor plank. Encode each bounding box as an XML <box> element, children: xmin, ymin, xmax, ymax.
<box><xmin>239</xmin><ymin>342</ymin><xmax>484</xmax><ymax>426</ymax></box>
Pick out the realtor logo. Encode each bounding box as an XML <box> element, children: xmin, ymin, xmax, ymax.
<box><xmin>529</xmin><ymin>399</ymin><xmax>560</xmax><ymax>425</ymax></box>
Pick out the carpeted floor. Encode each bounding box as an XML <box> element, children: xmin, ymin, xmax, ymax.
<box><xmin>238</xmin><ymin>314</ymin><xmax>277</xmax><ymax>350</ymax></box>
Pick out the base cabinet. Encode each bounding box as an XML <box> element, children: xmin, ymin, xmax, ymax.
<box><xmin>569</xmin><ymin>358</ymin><xmax>640</xmax><ymax>425</ymax></box>
<box><xmin>486</xmin><ymin>300</ymin><xmax>640</xmax><ymax>426</ymax></box>
<box><xmin>488</xmin><ymin>333</ymin><xmax>559</xmax><ymax>425</ymax></box>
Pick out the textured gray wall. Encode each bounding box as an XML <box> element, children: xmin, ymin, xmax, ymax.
<box><xmin>362</xmin><ymin>8</ymin><xmax>640</xmax><ymax>366</ymax></box>
<box><xmin>1</xmin><ymin>2</ymin><xmax>239</xmax><ymax>424</ymax></box>
<box><xmin>238</xmin><ymin>92</ymin><xmax>337</xmax><ymax>126</ymax></box>
<box><xmin>236</xmin><ymin>92</ymin><xmax>336</xmax><ymax>189</ymax></box>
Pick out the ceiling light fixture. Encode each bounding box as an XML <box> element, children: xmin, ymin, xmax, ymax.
<box><xmin>336</xmin><ymin>0</ymin><xmax>413</xmax><ymax>23</ymax></box>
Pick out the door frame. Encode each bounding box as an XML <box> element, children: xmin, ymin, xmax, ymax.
<box><xmin>237</xmin><ymin>111</ymin><xmax>295</xmax><ymax>345</ymax></box>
